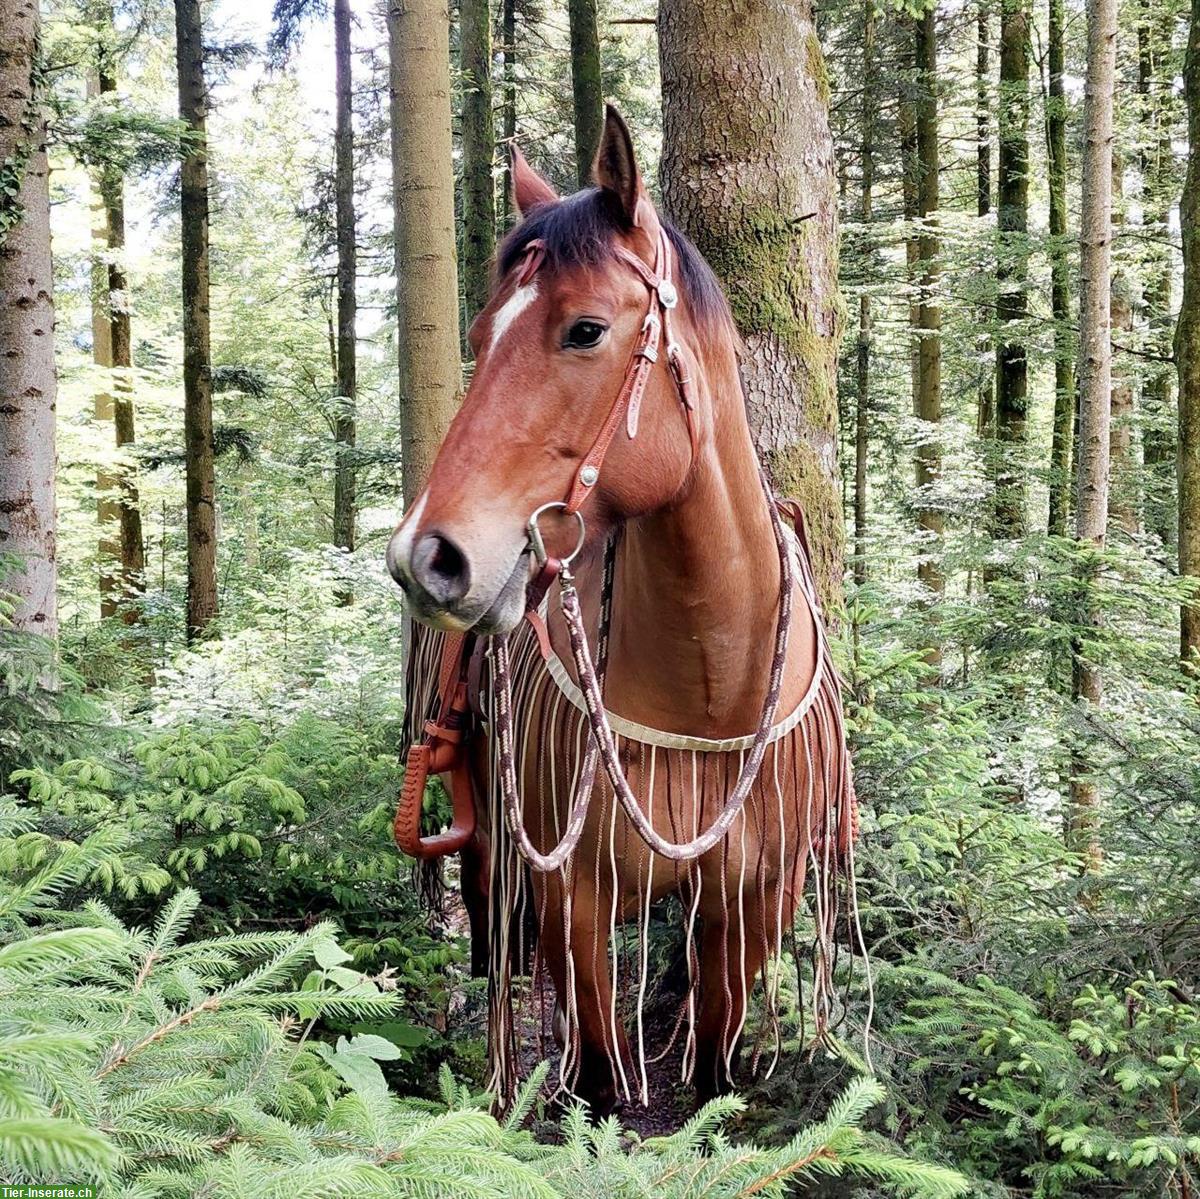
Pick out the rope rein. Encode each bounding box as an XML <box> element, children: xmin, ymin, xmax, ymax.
<box><xmin>495</xmin><ymin>465</ymin><xmax>793</xmax><ymax>869</ymax></box>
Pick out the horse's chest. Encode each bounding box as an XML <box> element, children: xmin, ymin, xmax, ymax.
<box><xmin>492</xmin><ymin>619</ymin><xmax>812</xmax><ymax>897</ymax></box>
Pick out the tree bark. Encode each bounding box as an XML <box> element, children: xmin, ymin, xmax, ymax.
<box><xmin>1046</xmin><ymin>0</ymin><xmax>1075</xmax><ymax>536</ymax></box>
<box><xmin>853</xmin><ymin>0</ymin><xmax>874</xmax><ymax>589</ymax></box>
<box><xmin>1070</xmin><ymin>0</ymin><xmax>1116</xmax><ymax>872</ymax></box>
<box><xmin>333</xmin><ymin>0</ymin><xmax>357</xmax><ymax>557</ymax></box>
<box><xmin>659</xmin><ymin>0</ymin><xmax>845</xmax><ymax>611</ymax></box>
<box><xmin>568</xmin><ymin>0</ymin><xmax>603</xmax><ymax>186</ymax></box>
<box><xmin>388</xmin><ymin>0</ymin><xmax>463</xmax><ymax>502</ymax></box>
<box><xmin>461</xmin><ymin>0</ymin><xmax>496</xmax><ymax>323</ymax></box>
<box><xmin>899</xmin><ymin>32</ymin><xmax>919</xmax><ymax>406</ymax></box>
<box><xmin>1179</xmin><ymin>0</ymin><xmax>1200</xmax><ymax>668</ymax></box>
<box><xmin>175</xmin><ymin>0</ymin><xmax>217</xmax><ymax>640</ymax></box>
<box><xmin>914</xmin><ymin>5</ymin><xmax>943</xmax><ymax>613</ymax></box>
<box><xmin>992</xmin><ymin>0</ymin><xmax>1030</xmax><ymax>540</ymax></box>
<box><xmin>0</xmin><ymin>0</ymin><xmax>58</xmax><ymax>638</ymax></box>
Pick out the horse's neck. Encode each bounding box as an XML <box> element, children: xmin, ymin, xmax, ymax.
<box><xmin>606</xmin><ymin>368</ymin><xmax>816</xmax><ymax>739</ymax></box>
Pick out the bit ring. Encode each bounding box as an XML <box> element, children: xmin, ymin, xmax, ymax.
<box><xmin>527</xmin><ymin>502</ymin><xmax>587</xmax><ymax>568</ymax></box>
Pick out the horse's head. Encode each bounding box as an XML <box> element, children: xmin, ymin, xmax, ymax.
<box><xmin>387</xmin><ymin>106</ymin><xmax>733</xmax><ymax>635</ymax></box>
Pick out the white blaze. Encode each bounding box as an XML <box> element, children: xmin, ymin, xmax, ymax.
<box><xmin>489</xmin><ymin>281</ymin><xmax>539</xmax><ymax>350</ymax></box>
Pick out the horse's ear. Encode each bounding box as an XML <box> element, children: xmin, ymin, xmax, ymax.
<box><xmin>510</xmin><ymin>145</ymin><xmax>559</xmax><ymax>215</ymax></box>
<box><xmin>594</xmin><ymin>104</ymin><xmax>658</xmax><ymax>235</ymax></box>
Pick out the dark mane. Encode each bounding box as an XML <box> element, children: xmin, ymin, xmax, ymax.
<box><xmin>496</xmin><ymin>188</ymin><xmax>735</xmax><ymax>340</ymax></box>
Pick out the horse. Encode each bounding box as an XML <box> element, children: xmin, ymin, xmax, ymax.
<box><xmin>386</xmin><ymin>106</ymin><xmax>860</xmax><ymax>1116</ymax></box>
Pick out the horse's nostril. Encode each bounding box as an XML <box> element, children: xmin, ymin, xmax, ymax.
<box><xmin>412</xmin><ymin>532</ymin><xmax>471</xmax><ymax>605</ymax></box>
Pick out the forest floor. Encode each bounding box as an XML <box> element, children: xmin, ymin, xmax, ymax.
<box><xmin>437</xmin><ymin>883</ymin><xmax>695</xmax><ymax>1137</ymax></box>
<box><xmin>517</xmin><ymin>971</ymin><xmax>695</xmax><ymax>1140</ymax></box>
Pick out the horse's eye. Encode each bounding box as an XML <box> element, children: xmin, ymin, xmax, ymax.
<box><xmin>564</xmin><ymin>320</ymin><xmax>607</xmax><ymax>350</ymax></box>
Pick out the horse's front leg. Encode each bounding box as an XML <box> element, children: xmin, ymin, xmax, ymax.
<box><xmin>534</xmin><ymin>869</ymin><xmax>635</xmax><ymax>1117</ymax></box>
<box><xmin>694</xmin><ymin>871</ymin><xmax>793</xmax><ymax>1105</ymax></box>
<box><xmin>459</xmin><ymin>828</ymin><xmax>490</xmax><ymax>978</ymax></box>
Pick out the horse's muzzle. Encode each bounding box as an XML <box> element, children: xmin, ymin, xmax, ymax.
<box><xmin>387</xmin><ymin>521</ymin><xmax>529</xmax><ymax>635</ymax></box>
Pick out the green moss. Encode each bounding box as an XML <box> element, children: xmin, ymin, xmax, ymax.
<box><xmin>703</xmin><ymin>205</ymin><xmax>812</xmax><ymax>349</ymax></box>
<box><xmin>770</xmin><ymin>441</ymin><xmax>846</xmax><ymax>616</ymax></box>
<box><xmin>806</xmin><ymin>32</ymin><xmax>831</xmax><ymax>108</ymax></box>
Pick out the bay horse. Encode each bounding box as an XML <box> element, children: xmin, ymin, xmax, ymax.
<box><xmin>387</xmin><ymin>106</ymin><xmax>860</xmax><ymax>1114</ymax></box>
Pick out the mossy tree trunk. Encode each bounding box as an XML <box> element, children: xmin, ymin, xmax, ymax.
<box><xmin>333</xmin><ymin>0</ymin><xmax>357</xmax><ymax>559</ymax></box>
<box><xmin>103</xmin><ymin>165</ymin><xmax>147</xmax><ymax>619</ymax></box>
<box><xmin>569</xmin><ymin>0</ymin><xmax>603</xmax><ymax>186</ymax></box>
<box><xmin>914</xmin><ymin>4</ymin><xmax>943</xmax><ymax>617</ymax></box>
<box><xmin>1046</xmin><ymin>0</ymin><xmax>1075</xmax><ymax>536</ymax></box>
<box><xmin>0</xmin><ymin>0</ymin><xmax>57</xmax><ymax>638</ymax></box>
<box><xmin>460</xmin><ymin>0</ymin><xmax>495</xmax><ymax>322</ymax></box>
<box><xmin>1070</xmin><ymin>0</ymin><xmax>1116</xmax><ymax>873</ymax></box>
<box><xmin>1178</xmin><ymin>0</ymin><xmax>1200</xmax><ymax>669</ymax></box>
<box><xmin>175</xmin><ymin>0</ymin><xmax>217</xmax><ymax>640</ymax></box>
<box><xmin>388</xmin><ymin>0</ymin><xmax>462</xmax><ymax>503</ymax></box>
<box><xmin>992</xmin><ymin>0</ymin><xmax>1030</xmax><ymax>541</ymax></box>
<box><xmin>659</xmin><ymin>0</ymin><xmax>845</xmax><ymax>611</ymax></box>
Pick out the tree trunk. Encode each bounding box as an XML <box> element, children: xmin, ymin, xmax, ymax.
<box><xmin>899</xmin><ymin>33</ymin><xmax>919</xmax><ymax>406</ymax></box>
<box><xmin>333</xmin><ymin>0</ymin><xmax>357</xmax><ymax>558</ymax></box>
<box><xmin>1070</xmin><ymin>0</ymin><xmax>1116</xmax><ymax>872</ymax></box>
<box><xmin>105</xmin><ymin>162</ymin><xmax>147</xmax><ymax>619</ymax></box>
<box><xmin>659</xmin><ymin>0</ymin><xmax>845</xmax><ymax>611</ymax></box>
<box><xmin>992</xmin><ymin>0</ymin><xmax>1030</xmax><ymax>540</ymax></box>
<box><xmin>388</xmin><ymin>0</ymin><xmax>463</xmax><ymax>503</ymax></box>
<box><xmin>976</xmin><ymin>0</ymin><xmax>994</xmax><ymax>436</ymax></box>
<box><xmin>568</xmin><ymin>0</ymin><xmax>603</xmax><ymax>186</ymax></box>
<box><xmin>1046</xmin><ymin>0</ymin><xmax>1075</xmax><ymax>536</ymax></box>
<box><xmin>977</xmin><ymin>1</ymin><xmax>991</xmax><ymax>217</ymax></box>
<box><xmin>1108</xmin><ymin>154</ymin><xmax>1138</xmax><ymax>535</ymax></box>
<box><xmin>500</xmin><ymin>0</ymin><xmax>517</xmax><ymax>225</ymax></box>
<box><xmin>1179</xmin><ymin>0</ymin><xmax>1200</xmax><ymax>668</ymax></box>
<box><xmin>90</xmin><ymin>92</ymin><xmax>121</xmax><ymax>619</ymax></box>
<box><xmin>914</xmin><ymin>5</ymin><xmax>943</xmax><ymax>614</ymax></box>
<box><xmin>853</xmin><ymin>0</ymin><xmax>874</xmax><ymax>589</ymax></box>
<box><xmin>461</xmin><ymin>0</ymin><xmax>496</xmax><ymax>324</ymax></box>
<box><xmin>1140</xmin><ymin>2</ymin><xmax>1178</xmax><ymax>548</ymax></box>
<box><xmin>92</xmin><ymin>17</ymin><xmax>146</xmax><ymax>622</ymax></box>
<box><xmin>175</xmin><ymin>0</ymin><xmax>217</xmax><ymax>640</ymax></box>
<box><xmin>0</xmin><ymin>0</ymin><xmax>57</xmax><ymax>638</ymax></box>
